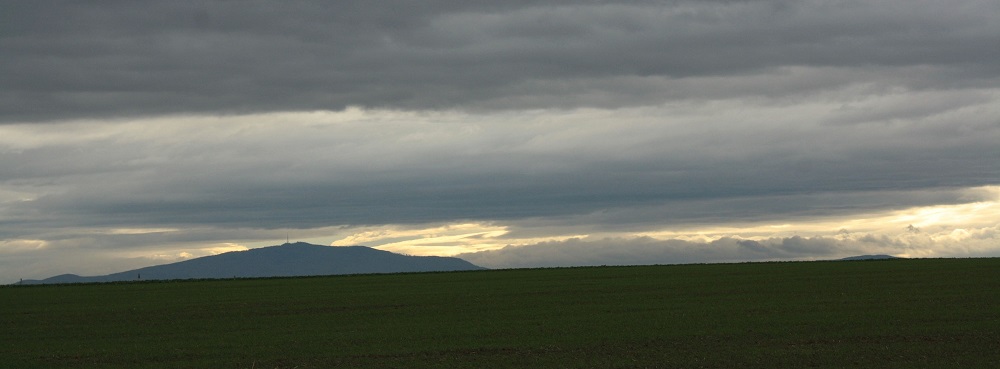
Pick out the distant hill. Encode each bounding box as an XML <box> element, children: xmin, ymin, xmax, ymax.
<box><xmin>17</xmin><ymin>243</ymin><xmax>486</xmax><ymax>285</ymax></box>
<box><xmin>838</xmin><ymin>254</ymin><xmax>903</xmax><ymax>261</ymax></box>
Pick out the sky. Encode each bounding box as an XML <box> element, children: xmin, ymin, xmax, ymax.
<box><xmin>2</xmin><ymin>0</ymin><xmax>999</xmax><ymax>283</ymax></box>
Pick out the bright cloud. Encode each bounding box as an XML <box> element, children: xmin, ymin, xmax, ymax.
<box><xmin>330</xmin><ymin>222</ymin><xmax>585</xmax><ymax>257</ymax></box>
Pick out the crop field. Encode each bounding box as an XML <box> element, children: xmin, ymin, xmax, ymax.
<box><xmin>2</xmin><ymin>258</ymin><xmax>999</xmax><ymax>368</ymax></box>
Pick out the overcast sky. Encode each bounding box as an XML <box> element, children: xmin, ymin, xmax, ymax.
<box><xmin>2</xmin><ymin>0</ymin><xmax>999</xmax><ymax>283</ymax></box>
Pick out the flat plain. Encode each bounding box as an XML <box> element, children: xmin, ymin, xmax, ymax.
<box><xmin>2</xmin><ymin>258</ymin><xmax>999</xmax><ymax>368</ymax></box>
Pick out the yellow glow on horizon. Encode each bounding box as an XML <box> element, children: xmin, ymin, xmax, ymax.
<box><xmin>205</xmin><ymin>243</ymin><xmax>250</xmax><ymax>254</ymax></box>
<box><xmin>885</xmin><ymin>197</ymin><xmax>998</xmax><ymax>229</ymax></box>
<box><xmin>639</xmin><ymin>186</ymin><xmax>1000</xmax><ymax>242</ymax></box>
<box><xmin>332</xmin><ymin>222</ymin><xmax>588</xmax><ymax>256</ymax></box>
<box><xmin>330</xmin><ymin>223</ymin><xmax>507</xmax><ymax>247</ymax></box>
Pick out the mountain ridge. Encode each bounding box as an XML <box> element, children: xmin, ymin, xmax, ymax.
<box><xmin>16</xmin><ymin>242</ymin><xmax>486</xmax><ymax>285</ymax></box>
<box><xmin>838</xmin><ymin>254</ymin><xmax>902</xmax><ymax>261</ymax></box>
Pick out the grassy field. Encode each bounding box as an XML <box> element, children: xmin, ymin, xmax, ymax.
<box><xmin>2</xmin><ymin>258</ymin><xmax>999</xmax><ymax>368</ymax></box>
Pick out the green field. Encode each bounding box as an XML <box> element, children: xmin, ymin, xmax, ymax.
<box><xmin>2</xmin><ymin>258</ymin><xmax>999</xmax><ymax>368</ymax></box>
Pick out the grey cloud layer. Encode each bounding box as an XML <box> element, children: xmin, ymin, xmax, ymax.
<box><xmin>2</xmin><ymin>97</ymin><xmax>997</xmax><ymax>240</ymax></box>
<box><xmin>3</xmin><ymin>0</ymin><xmax>999</xmax><ymax>122</ymax></box>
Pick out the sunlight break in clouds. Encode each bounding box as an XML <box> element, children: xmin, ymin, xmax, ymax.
<box><xmin>331</xmin><ymin>222</ymin><xmax>586</xmax><ymax>257</ymax></box>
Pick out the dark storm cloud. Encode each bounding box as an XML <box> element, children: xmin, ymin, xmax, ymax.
<box><xmin>3</xmin><ymin>0</ymin><xmax>998</xmax><ymax>122</ymax></box>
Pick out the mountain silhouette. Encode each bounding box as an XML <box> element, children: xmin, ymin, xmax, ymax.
<box><xmin>17</xmin><ymin>242</ymin><xmax>486</xmax><ymax>285</ymax></box>
<box><xmin>838</xmin><ymin>254</ymin><xmax>902</xmax><ymax>261</ymax></box>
